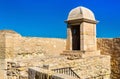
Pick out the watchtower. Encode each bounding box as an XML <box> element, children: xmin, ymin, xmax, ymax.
<box><xmin>62</xmin><ymin>6</ymin><xmax>100</xmax><ymax>58</ymax></box>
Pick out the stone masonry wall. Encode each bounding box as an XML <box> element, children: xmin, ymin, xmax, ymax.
<box><xmin>13</xmin><ymin>37</ymin><xmax>66</xmax><ymax>57</ymax></box>
<box><xmin>28</xmin><ymin>55</ymin><xmax>111</xmax><ymax>79</ymax></box>
<box><xmin>13</xmin><ymin>37</ymin><xmax>120</xmax><ymax>79</ymax></box>
<box><xmin>97</xmin><ymin>38</ymin><xmax>120</xmax><ymax>79</ymax></box>
<box><xmin>0</xmin><ymin>30</ymin><xmax>66</xmax><ymax>58</ymax></box>
<box><xmin>71</xmin><ymin>55</ymin><xmax>111</xmax><ymax>79</ymax></box>
<box><xmin>0</xmin><ymin>30</ymin><xmax>120</xmax><ymax>79</ymax></box>
<box><xmin>17</xmin><ymin>37</ymin><xmax>119</xmax><ymax>79</ymax></box>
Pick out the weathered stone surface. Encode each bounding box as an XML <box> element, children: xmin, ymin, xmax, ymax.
<box><xmin>97</xmin><ymin>38</ymin><xmax>120</xmax><ymax>79</ymax></box>
<box><xmin>0</xmin><ymin>59</ymin><xmax>7</xmax><ymax>79</ymax></box>
<box><xmin>1</xmin><ymin>30</ymin><xmax>119</xmax><ymax>79</ymax></box>
<box><xmin>15</xmin><ymin>37</ymin><xmax>66</xmax><ymax>56</ymax></box>
<box><xmin>68</xmin><ymin>6</ymin><xmax>95</xmax><ymax>21</ymax></box>
<box><xmin>28</xmin><ymin>55</ymin><xmax>110</xmax><ymax>79</ymax></box>
<box><xmin>0</xmin><ymin>30</ymin><xmax>66</xmax><ymax>57</ymax></box>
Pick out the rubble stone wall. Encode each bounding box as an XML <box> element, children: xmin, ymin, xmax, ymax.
<box><xmin>97</xmin><ymin>38</ymin><xmax>120</xmax><ymax>79</ymax></box>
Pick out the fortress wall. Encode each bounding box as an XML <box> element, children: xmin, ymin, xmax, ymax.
<box><xmin>14</xmin><ymin>37</ymin><xmax>66</xmax><ymax>56</ymax></box>
<box><xmin>97</xmin><ymin>38</ymin><xmax>120</xmax><ymax>79</ymax></box>
<box><xmin>12</xmin><ymin>36</ymin><xmax>120</xmax><ymax>79</ymax></box>
<box><xmin>15</xmin><ymin>38</ymin><xmax>120</xmax><ymax>79</ymax></box>
<box><xmin>0</xmin><ymin>30</ymin><xmax>120</xmax><ymax>79</ymax></box>
<box><xmin>20</xmin><ymin>38</ymin><xmax>119</xmax><ymax>79</ymax></box>
<box><xmin>0</xmin><ymin>31</ymin><xmax>65</xmax><ymax>57</ymax></box>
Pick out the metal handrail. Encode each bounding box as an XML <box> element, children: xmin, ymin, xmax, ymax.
<box><xmin>69</xmin><ymin>67</ymin><xmax>80</xmax><ymax>79</ymax></box>
<box><xmin>52</xmin><ymin>67</ymin><xmax>80</xmax><ymax>79</ymax></box>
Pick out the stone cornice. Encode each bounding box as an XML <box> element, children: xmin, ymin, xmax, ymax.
<box><xmin>65</xmin><ymin>18</ymin><xmax>98</xmax><ymax>25</ymax></box>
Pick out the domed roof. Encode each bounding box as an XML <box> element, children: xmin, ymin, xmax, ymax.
<box><xmin>68</xmin><ymin>6</ymin><xmax>95</xmax><ymax>21</ymax></box>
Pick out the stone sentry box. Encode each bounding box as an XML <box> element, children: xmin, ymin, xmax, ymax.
<box><xmin>62</xmin><ymin>6</ymin><xmax>100</xmax><ymax>58</ymax></box>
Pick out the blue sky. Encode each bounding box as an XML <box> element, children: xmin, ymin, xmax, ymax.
<box><xmin>0</xmin><ymin>0</ymin><xmax>120</xmax><ymax>38</ymax></box>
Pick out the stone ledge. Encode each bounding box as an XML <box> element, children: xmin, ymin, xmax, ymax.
<box><xmin>61</xmin><ymin>50</ymin><xmax>101</xmax><ymax>59</ymax></box>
